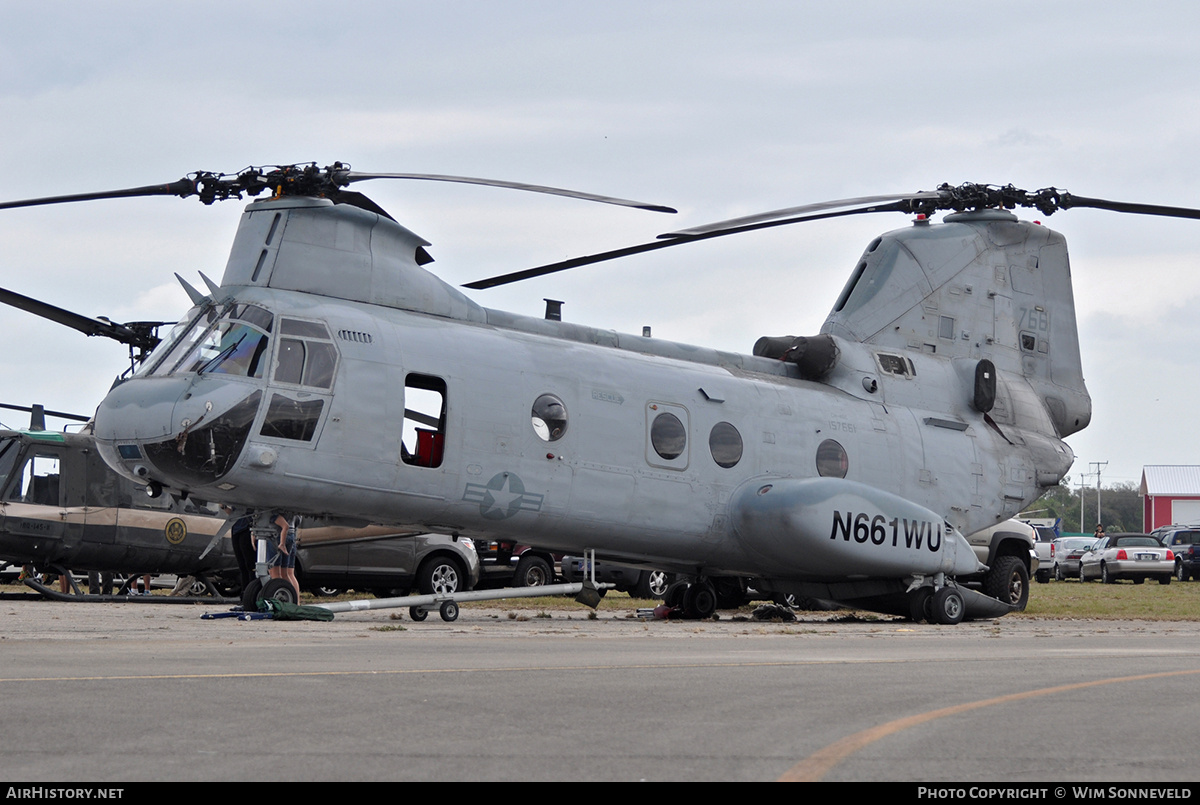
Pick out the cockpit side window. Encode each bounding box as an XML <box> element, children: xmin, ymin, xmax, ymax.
<box><xmin>273</xmin><ymin>319</ymin><xmax>337</xmax><ymax>390</ymax></box>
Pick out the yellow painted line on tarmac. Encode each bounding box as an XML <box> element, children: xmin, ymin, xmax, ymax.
<box><xmin>780</xmin><ymin>668</ymin><xmax>1200</xmax><ymax>782</ymax></box>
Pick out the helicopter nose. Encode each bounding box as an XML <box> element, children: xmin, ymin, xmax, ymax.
<box><xmin>95</xmin><ymin>376</ymin><xmax>264</xmax><ymax>488</ymax></box>
<box><xmin>94</xmin><ymin>376</ymin><xmax>193</xmax><ymax>441</ymax></box>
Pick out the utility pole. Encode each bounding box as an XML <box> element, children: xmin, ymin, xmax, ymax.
<box><xmin>1076</xmin><ymin>473</ymin><xmax>1092</xmax><ymax>532</ymax></box>
<box><xmin>1089</xmin><ymin>461</ymin><xmax>1108</xmax><ymax>528</ymax></box>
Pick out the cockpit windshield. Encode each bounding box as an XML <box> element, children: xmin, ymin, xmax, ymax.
<box><xmin>146</xmin><ymin>303</ymin><xmax>273</xmax><ymax>380</ymax></box>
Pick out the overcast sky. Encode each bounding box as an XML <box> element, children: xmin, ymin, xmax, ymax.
<box><xmin>2</xmin><ymin>1</ymin><xmax>1199</xmax><ymax>492</ymax></box>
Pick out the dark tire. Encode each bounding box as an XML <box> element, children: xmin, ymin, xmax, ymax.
<box><xmin>314</xmin><ymin>586</ymin><xmax>343</xmax><ymax>597</ymax></box>
<box><xmin>1101</xmin><ymin>563</ymin><xmax>1113</xmax><ymax>584</ymax></box>
<box><xmin>1080</xmin><ymin>564</ymin><xmax>1088</xmax><ymax>583</ymax></box>
<box><xmin>439</xmin><ymin>601</ymin><xmax>460</xmax><ymax>622</ymax></box>
<box><xmin>513</xmin><ymin>555</ymin><xmax>553</xmax><ymax>587</ymax></box>
<box><xmin>908</xmin><ymin>587</ymin><xmax>933</xmax><ymax>623</ymax></box>
<box><xmin>1055</xmin><ymin>563</ymin><xmax>1065</xmax><ymax>582</ymax></box>
<box><xmin>241</xmin><ymin>578</ymin><xmax>263</xmax><ymax>610</ymax></box>
<box><xmin>931</xmin><ymin>586</ymin><xmax>965</xmax><ymax>625</ymax></box>
<box><xmin>1159</xmin><ymin>575</ymin><xmax>1172</xmax><ymax>586</ymax></box>
<box><xmin>259</xmin><ymin>578</ymin><xmax>298</xmax><ymax>605</ymax></box>
<box><xmin>1035</xmin><ymin>569</ymin><xmax>1050</xmax><ymax>584</ymax></box>
<box><xmin>632</xmin><ymin>570</ymin><xmax>672</xmax><ymax>600</ymax></box>
<box><xmin>983</xmin><ymin>555</ymin><xmax>1029</xmax><ymax>610</ymax></box>
<box><xmin>663</xmin><ymin>580</ymin><xmax>689</xmax><ymax>608</ymax></box>
<box><xmin>1133</xmin><ymin>577</ymin><xmax>1144</xmax><ymax>585</ymax></box>
<box><xmin>409</xmin><ymin>606</ymin><xmax>428</xmax><ymax>621</ymax></box>
<box><xmin>1176</xmin><ymin>562</ymin><xmax>1188</xmax><ymax>582</ymax></box>
<box><xmin>416</xmin><ymin>556</ymin><xmax>464</xmax><ymax>595</ymax></box>
<box><xmin>682</xmin><ymin>581</ymin><xmax>718</xmax><ymax>619</ymax></box>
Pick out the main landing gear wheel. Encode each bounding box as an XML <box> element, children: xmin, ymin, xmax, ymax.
<box><xmin>682</xmin><ymin>581</ymin><xmax>718</xmax><ymax>619</ymax></box>
<box><xmin>663</xmin><ymin>580</ymin><xmax>688</xmax><ymax>608</ymax></box>
<box><xmin>931</xmin><ymin>586</ymin><xmax>965</xmax><ymax>625</ymax></box>
<box><xmin>908</xmin><ymin>587</ymin><xmax>933</xmax><ymax>623</ymax></box>
<box><xmin>439</xmin><ymin>601</ymin><xmax>460</xmax><ymax>622</ymax></box>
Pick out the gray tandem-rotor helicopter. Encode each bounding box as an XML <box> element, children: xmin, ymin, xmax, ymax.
<box><xmin>6</xmin><ymin>164</ymin><xmax>1199</xmax><ymax>622</ymax></box>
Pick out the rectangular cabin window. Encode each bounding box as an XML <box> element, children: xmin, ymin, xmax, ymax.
<box><xmin>5</xmin><ymin>450</ymin><xmax>62</xmax><ymax>505</ymax></box>
<box><xmin>402</xmin><ymin>374</ymin><xmax>447</xmax><ymax>468</ymax></box>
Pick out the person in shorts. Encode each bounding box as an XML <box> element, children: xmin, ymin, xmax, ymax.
<box><xmin>266</xmin><ymin>511</ymin><xmax>300</xmax><ymax>600</ymax></box>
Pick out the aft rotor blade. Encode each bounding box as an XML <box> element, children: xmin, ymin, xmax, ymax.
<box><xmin>1057</xmin><ymin>193</ymin><xmax>1200</xmax><ymax>220</ymax></box>
<box><xmin>0</xmin><ymin>286</ymin><xmax>155</xmax><ymax>348</ymax></box>
<box><xmin>464</xmin><ymin>201</ymin><xmax>912</xmax><ymax>290</ymax></box>
<box><xmin>0</xmin><ymin>179</ymin><xmax>197</xmax><ymax>211</ymax></box>
<box><xmin>339</xmin><ymin>171</ymin><xmax>677</xmax><ymax>213</ymax></box>
<box><xmin>660</xmin><ymin>191</ymin><xmax>942</xmax><ymax>238</ymax></box>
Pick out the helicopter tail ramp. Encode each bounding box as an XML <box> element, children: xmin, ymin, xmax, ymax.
<box><xmin>821</xmin><ymin>210</ymin><xmax>1091</xmax><ymax>441</ymax></box>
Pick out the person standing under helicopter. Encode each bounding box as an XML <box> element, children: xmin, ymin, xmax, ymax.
<box><xmin>265</xmin><ymin>510</ymin><xmax>300</xmax><ymax>600</ymax></box>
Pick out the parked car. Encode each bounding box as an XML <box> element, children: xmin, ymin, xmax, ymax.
<box><xmin>1050</xmin><ymin>536</ymin><xmax>1098</xmax><ymax>581</ymax></box>
<box><xmin>1028</xmin><ymin>523</ymin><xmax>1060</xmax><ymax>583</ymax></box>
<box><xmin>1079</xmin><ymin>533</ymin><xmax>1174</xmax><ymax>584</ymax></box>
<box><xmin>961</xmin><ymin>518</ymin><xmax>1036</xmax><ymax>610</ymax></box>
<box><xmin>472</xmin><ymin>540</ymin><xmax>560</xmax><ymax>589</ymax></box>
<box><xmin>560</xmin><ymin>556</ymin><xmax>675</xmax><ymax>600</ymax></box>
<box><xmin>1149</xmin><ymin>525</ymin><xmax>1200</xmax><ymax>581</ymax></box>
<box><xmin>295</xmin><ymin>528</ymin><xmax>479</xmax><ymax>597</ymax></box>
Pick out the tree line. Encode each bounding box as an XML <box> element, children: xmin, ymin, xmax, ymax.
<box><xmin>1027</xmin><ymin>479</ymin><xmax>1142</xmax><ymax>534</ymax></box>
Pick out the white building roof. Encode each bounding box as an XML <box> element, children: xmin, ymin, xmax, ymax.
<box><xmin>1141</xmin><ymin>465</ymin><xmax>1200</xmax><ymax>496</ymax></box>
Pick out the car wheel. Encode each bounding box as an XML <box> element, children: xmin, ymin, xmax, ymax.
<box><xmin>514</xmin><ymin>555</ymin><xmax>553</xmax><ymax>587</ymax></box>
<box><xmin>1132</xmin><ymin>577</ymin><xmax>1144</xmax><ymax>585</ymax></box>
<box><xmin>1176</xmin><ymin>562</ymin><xmax>1188</xmax><ymax>582</ymax></box>
<box><xmin>931</xmin><ymin>586</ymin><xmax>965</xmax><ymax>625</ymax></box>
<box><xmin>1055</xmin><ymin>563</ymin><xmax>1065</xmax><ymax>582</ymax></box>
<box><xmin>1101</xmin><ymin>563</ymin><xmax>1113</xmax><ymax>584</ymax></box>
<box><xmin>314</xmin><ymin>586</ymin><xmax>343</xmax><ymax>597</ymax></box>
<box><xmin>1080</xmin><ymin>564</ymin><xmax>1088</xmax><ymax>583</ymax></box>
<box><xmin>1035</xmin><ymin>569</ymin><xmax>1050</xmax><ymax>584</ymax></box>
<box><xmin>1160</xmin><ymin>575</ymin><xmax>1172</xmax><ymax>586</ymax></box>
<box><xmin>417</xmin><ymin>557</ymin><xmax>463</xmax><ymax>595</ymax></box>
<box><xmin>982</xmin><ymin>556</ymin><xmax>1029</xmax><ymax>610</ymax></box>
<box><xmin>632</xmin><ymin>569</ymin><xmax>671</xmax><ymax>600</ymax></box>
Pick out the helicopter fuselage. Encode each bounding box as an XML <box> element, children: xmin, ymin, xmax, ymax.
<box><xmin>91</xmin><ymin>194</ymin><xmax>1083</xmax><ymax>605</ymax></box>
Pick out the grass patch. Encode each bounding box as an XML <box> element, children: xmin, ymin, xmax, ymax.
<box><xmin>1017</xmin><ymin>577</ymin><xmax>1200</xmax><ymax>620</ymax></box>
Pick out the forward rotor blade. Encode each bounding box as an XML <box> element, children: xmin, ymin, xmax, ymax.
<box><xmin>464</xmin><ymin>201</ymin><xmax>913</xmax><ymax>289</ymax></box>
<box><xmin>0</xmin><ymin>287</ymin><xmax>158</xmax><ymax>349</ymax></box>
<box><xmin>339</xmin><ymin>171</ymin><xmax>677</xmax><ymax>213</ymax></box>
<box><xmin>0</xmin><ymin>403</ymin><xmax>90</xmax><ymax>424</ymax></box>
<box><xmin>660</xmin><ymin>191</ymin><xmax>942</xmax><ymax>238</ymax></box>
<box><xmin>0</xmin><ymin>179</ymin><xmax>197</xmax><ymax>211</ymax></box>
